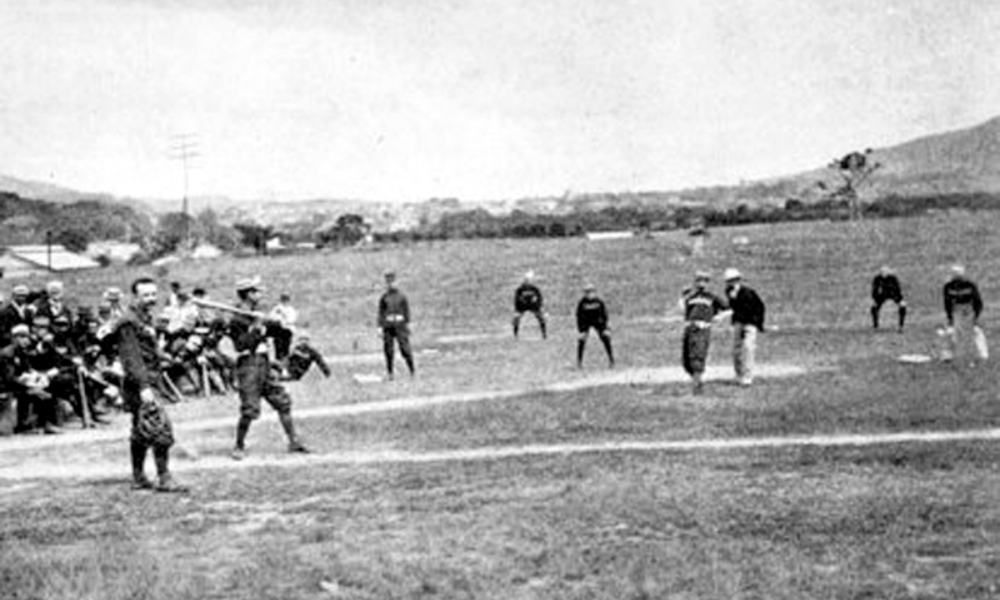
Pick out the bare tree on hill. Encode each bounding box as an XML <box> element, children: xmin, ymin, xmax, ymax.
<box><xmin>822</xmin><ymin>148</ymin><xmax>882</xmax><ymax>220</ymax></box>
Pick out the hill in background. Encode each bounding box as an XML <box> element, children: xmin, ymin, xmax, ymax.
<box><xmin>4</xmin><ymin>115</ymin><xmax>1000</xmax><ymax>232</ymax></box>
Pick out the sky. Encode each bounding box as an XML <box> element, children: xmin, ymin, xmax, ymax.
<box><xmin>1</xmin><ymin>0</ymin><xmax>999</xmax><ymax>202</ymax></box>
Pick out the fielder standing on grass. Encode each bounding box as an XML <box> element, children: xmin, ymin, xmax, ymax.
<box><xmin>871</xmin><ymin>265</ymin><xmax>907</xmax><ymax>332</ymax></box>
<box><xmin>115</xmin><ymin>277</ymin><xmax>186</xmax><ymax>493</ymax></box>
<box><xmin>378</xmin><ymin>271</ymin><xmax>415</xmax><ymax>380</ymax></box>
<box><xmin>512</xmin><ymin>271</ymin><xmax>547</xmax><ymax>339</ymax></box>
<box><xmin>679</xmin><ymin>271</ymin><xmax>728</xmax><ymax>395</ymax></box>
<box><xmin>228</xmin><ymin>276</ymin><xmax>310</xmax><ymax>460</ymax></box>
<box><xmin>943</xmin><ymin>264</ymin><xmax>986</xmax><ymax>365</ymax></box>
<box><xmin>575</xmin><ymin>283</ymin><xmax>615</xmax><ymax>368</ymax></box>
<box><xmin>724</xmin><ymin>268</ymin><xmax>765</xmax><ymax>387</ymax></box>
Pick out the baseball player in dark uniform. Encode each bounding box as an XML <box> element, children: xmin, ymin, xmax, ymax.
<box><xmin>679</xmin><ymin>271</ymin><xmax>729</xmax><ymax>395</ymax></box>
<box><xmin>943</xmin><ymin>264</ymin><xmax>986</xmax><ymax>363</ymax></box>
<box><xmin>378</xmin><ymin>271</ymin><xmax>415</xmax><ymax>379</ymax></box>
<box><xmin>114</xmin><ymin>277</ymin><xmax>186</xmax><ymax>492</ymax></box>
<box><xmin>229</xmin><ymin>276</ymin><xmax>309</xmax><ymax>460</ymax></box>
<box><xmin>575</xmin><ymin>283</ymin><xmax>614</xmax><ymax>368</ymax></box>
<box><xmin>871</xmin><ymin>266</ymin><xmax>906</xmax><ymax>332</ymax></box>
<box><xmin>512</xmin><ymin>271</ymin><xmax>546</xmax><ymax>339</ymax></box>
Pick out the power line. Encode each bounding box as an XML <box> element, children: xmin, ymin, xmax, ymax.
<box><xmin>169</xmin><ymin>133</ymin><xmax>200</xmax><ymax>247</ymax></box>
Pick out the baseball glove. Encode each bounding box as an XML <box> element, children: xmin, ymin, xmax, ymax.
<box><xmin>134</xmin><ymin>398</ymin><xmax>174</xmax><ymax>448</ymax></box>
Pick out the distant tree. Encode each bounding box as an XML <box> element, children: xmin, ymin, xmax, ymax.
<box><xmin>195</xmin><ymin>208</ymin><xmax>240</xmax><ymax>251</ymax></box>
<box><xmin>317</xmin><ymin>213</ymin><xmax>370</xmax><ymax>247</ymax></box>
<box><xmin>826</xmin><ymin>148</ymin><xmax>881</xmax><ymax>220</ymax></box>
<box><xmin>151</xmin><ymin>212</ymin><xmax>195</xmax><ymax>256</ymax></box>
<box><xmin>53</xmin><ymin>229</ymin><xmax>90</xmax><ymax>253</ymax></box>
<box><xmin>233</xmin><ymin>222</ymin><xmax>274</xmax><ymax>255</ymax></box>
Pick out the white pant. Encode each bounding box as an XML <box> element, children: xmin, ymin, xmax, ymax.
<box><xmin>949</xmin><ymin>305</ymin><xmax>988</xmax><ymax>362</ymax></box>
<box><xmin>732</xmin><ymin>324</ymin><xmax>758</xmax><ymax>384</ymax></box>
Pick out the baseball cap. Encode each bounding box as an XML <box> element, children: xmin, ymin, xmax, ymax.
<box><xmin>951</xmin><ymin>264</ymin><xmax>966</xmax><ymax>277</ymax></box>
<box><xmin>236</xmin><ymin>276</ymin><xmax>263</xmax><ymax>292</ymax></box>
<box><xmin>11</xmin><ymin>324</ymin><xmax>30</xmax><ymax>337</ymax></box>
<box><xmin>723</xmin><ymin>268</ymin><xmax>742</xmax><ymax>281</ymax></box>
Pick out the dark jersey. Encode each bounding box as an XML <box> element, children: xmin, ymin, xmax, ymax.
<box><xmin>943</xmin><ymin>277</ymin><xmax>983</xmax><ymax>323</ymax></box>
<box><xmin>726</xmin><ymin>285</ymin><xmax>765</xmax><ymax>330</ymax></box>
<box><xmin>286</xmin><ymin>342</ymin><xmax>331</xmax><ymax>381</ymax></box>
<box><xmin>576</xmin><ymin>296</ymin><xmax>608</xmax><ymax>330</ymax></box>
<box><xmin>378</xmin><ymin>289</ymin><xmax>410</xmax><ymax>327</ymax></box>
<box><xmin>872</xmin><ymin>274</ymin><xmax>903</xmax><ymax>302</ymax></box>
<box><xmin>514</xmin><ymin>283</ymin><xmax>543</xmax><ymax>312</ymax></box>
<box><xmin>114</xmin><ymin>305</ymin><xmax>166</xmax><ymax>408</ymax></box>
<box><xmin>681</xmin><ymin>288</ymin><xmax>728</xmax><ymax>323</ymax></box>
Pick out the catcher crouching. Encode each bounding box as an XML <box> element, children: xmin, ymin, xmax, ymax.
<box><xmin>114</xmin><ymin>277</ymin><xmax>187</xmax><ymax>493</ymax></box>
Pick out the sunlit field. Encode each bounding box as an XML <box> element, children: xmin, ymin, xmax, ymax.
<box><xmin>3</xmin><ymin>212</ymin><xmax>1000</xmax><ymax>599</ymax></box>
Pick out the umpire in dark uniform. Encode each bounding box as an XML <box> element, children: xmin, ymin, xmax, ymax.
<box><xmin>115</xmin><ymin>277</ymin><xmax>186</xmax><ymax>492</ymax></box>
<box><xmin>229</xmin><ymin>276</ymin><xmax>309</xmax><ymax>460</ymax></box>
<box><xmin>378</xmin><ymin>271</ymin><xmax>415</xmax><ymax>379</ymax></box>
<box><xmin>871</xmin><ymin>266</ymin><xmax>906</xmax><ymax>332</ymax></box>
<box><xmin>575</xmin><ymin>283</ymin><xmax>615</xmax><ymax>368</ymax></box>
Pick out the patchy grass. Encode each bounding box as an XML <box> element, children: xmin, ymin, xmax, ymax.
<box><xmin>5</xmin><ymin>213</ymin><xmax>1000</xmax><ymax>598</ymax></box>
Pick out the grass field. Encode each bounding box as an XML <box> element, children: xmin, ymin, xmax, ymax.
<box><xmin>3</xmin><ymin>212</ymin><xmax>1000</xmax><ymax>599</ymax></box>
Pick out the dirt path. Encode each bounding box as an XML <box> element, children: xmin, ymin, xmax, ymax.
<box><xmin>5</xmin><ymin>423</ymin><xmax>1000</xmax><ymax>484</ymax></box>
<box><xmin>0</xmin><ymin>363</ymin><xmax>809</xmax><ymax>452</ymax></box>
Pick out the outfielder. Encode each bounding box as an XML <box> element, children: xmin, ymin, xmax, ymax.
<box><xmin>512</xmin><ymin>271</ymin><xmax>546</xmax><ymax>339</ymax></box>
<box><xmin>378</xmin><ymin>271</ymin><xmax>415</xmax><ymax>379</ymax></box>
<box><xmin>575</xmin><ymin>283</ymin><xmax>614</xmax><ymax>368</ymax></box>
<box><xmin>943</xmin><ymin>265</ymin><xmax>986</xmax><ymax>364</ymax></box>
<box><xmin>871</xmin><ymin>266</ymin><xmax>906</xmax><ymax>332</ymax></box>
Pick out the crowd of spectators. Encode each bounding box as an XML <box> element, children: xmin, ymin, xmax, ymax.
<box><xmin>0</xmin><ymin>279</ymin><xmax>329</xmax><ymax>436</ymax></box>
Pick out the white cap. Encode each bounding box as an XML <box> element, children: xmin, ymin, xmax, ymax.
<box><xmin>723</xmin><ymin>268</ymin><xmax>742</xmax><ymax>281</ymax></box>
<box><xmin>951</xmin><ymin>264</ymin><xmax>966</xmax><ymax>277</ymax></box>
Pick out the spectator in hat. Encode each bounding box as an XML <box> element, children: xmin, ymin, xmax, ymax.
<box><xmin>2</xmin><ymin>323</ymin><xmax>62</xmax><ymax>435</ymax></box>
<box><xmin>512</xmin><ymin>271</ymin><xmax>546</xmax><ymax>339</ymax></box>
<box><xmin>575</xmin><ymin>283</ymin><xmax>614</xmax><ymax>368</ymax></box>
<box><xmin>0</xmin><ymin>285</ymin><xmax>37</xmax><ymax>348</ymax></box>
<box><xmin>943</xmin><ymin>264</ymin><xmax>987</xmax><ymax>364</ymax></box>
<box><xmin>678</xmin><ymin>270</ymin><xmax>728</xmax><ymax>394</ymax></box>
<box><xmin>871</xmin><ymin>266</ymin><xmax>906</xmax><ymax>332</ymax></box>
<box><xmin>228</xmin><ymin>276</ymin><xmax>310</xmax><ymax>460</ymax></box>
<box><xmin>377</xmin><ymin>271</ymin><xmax>415</xmax><ymax>379</ymax></box>
<box><xmin>724</xmin><ymin>268</ymin><xmax>766</xmax><ymax>387</ymax></box>
<box><xmin>103</xmin><ymin>287</ymin><xmax>126</xmax><ymax>322</ymax></box>
<box><xmin>34</xmin><ymin>280</ymin><xmax>74</xmax><ymax>330</ymax></box>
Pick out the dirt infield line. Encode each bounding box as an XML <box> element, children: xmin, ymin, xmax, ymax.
<box><xmin>0</xmin><ymin>363</ymin><xmax>808</xmax><ymax>452</ymax></box>
<box><xmin>4</xmin><ymin>425</ymin><xmax>1000</xmax><ymax>483</ymax></box>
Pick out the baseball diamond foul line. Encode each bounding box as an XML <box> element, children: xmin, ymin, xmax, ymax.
<box><xmin>0</xmin><ymin>364</ymin><xmax>809</xmax><ymax>452</ymax></box>
<box><xmin>3</xmin><ymin>427</ymin><xmax>1000</xmax><ymax>482</ymax></box>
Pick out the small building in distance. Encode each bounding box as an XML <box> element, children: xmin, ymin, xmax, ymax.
<box><xmin>0</xmin><ymin>244</ymin><xmax>101</xmax><ymax>278</ymax></box>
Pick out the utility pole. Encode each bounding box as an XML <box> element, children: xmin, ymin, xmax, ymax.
<box><xmin>169</xmin><ymin>133</ymin><xmax>200</xmax><ymax>249</ymax></box>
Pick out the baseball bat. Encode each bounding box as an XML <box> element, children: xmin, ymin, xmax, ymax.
<box><xmin>76</xmin><ymin>368</ymin><xmax>92</xmax><ymax>429</ymax></box>
<box><xmin>189</xmin><ymin>297</ymin><xmax>262</xmax><ymax>319</ymax></box>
